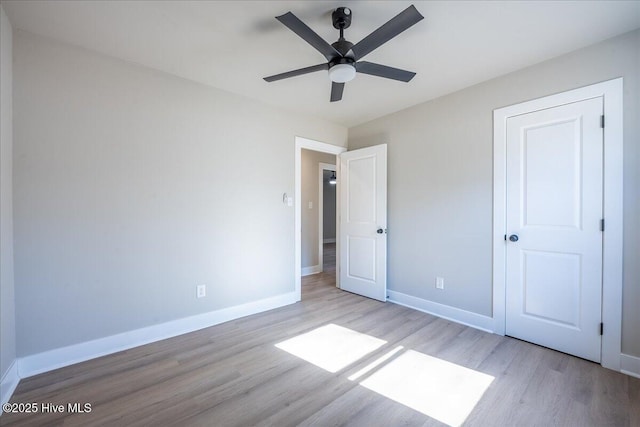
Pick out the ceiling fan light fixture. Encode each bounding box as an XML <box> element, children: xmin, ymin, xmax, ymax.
<box><xmin>328</xmin><ymin>63</ymin><xmax>356</xmax><ymax>83</ymax></box>
<box><xmin>329</xmin><ymin>171</ymin><xmax>337</xmax><ymax>185</ymax></box>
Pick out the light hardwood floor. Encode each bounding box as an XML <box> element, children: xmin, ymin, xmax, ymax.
<box><xmin>2</xmin><ymin>243</ymin><xmax>638</xmax><ymax>426</ymax></box>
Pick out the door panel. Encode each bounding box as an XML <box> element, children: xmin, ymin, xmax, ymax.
<box><xmin>347</xmin><ymin>236</ymin><xmax>376</xmax><ymax>281</ymax></box>
<box><xmin>347</xmin><ymin>156</ymin><xmax>377</xmax><ymax>223</ymax></box>
<box><xmin>505</xmin><ymin>97</ymin><xmax>603</xmax><ymax>362</ymax></box>
<box><xmin>522</xmin><ymin>250</ymin><xmax>581</xmax><ymax>327</ymax></box>
<box><xmin>340</xmin><ymin>144</ymin><xmax>387</xmax><ymax>301</ymax></box>
<box><xmin>523</xmin><ymin>120</ymin><xmax>581</xmax><ymax>228</ymax></box>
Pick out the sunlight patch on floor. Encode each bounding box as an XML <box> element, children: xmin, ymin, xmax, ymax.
<box><xmin>275</xmin><ymin>323</ymin><xmax>386</xmax><ymax>373</ymax></box>
<box><xmin>359</xmin><ymin>349</ymin><xmax>494</xmax><ymax>427</ymax></box>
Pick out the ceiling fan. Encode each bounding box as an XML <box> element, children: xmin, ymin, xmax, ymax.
<box><xmin>263</xmin><ymin>5</ymin><xmax>424</xmax><ymax>102</ymax></box>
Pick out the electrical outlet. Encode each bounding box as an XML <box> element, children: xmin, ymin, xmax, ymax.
<box><xmin>435</xmin><ymin>277</ymin><xmax>444</xmax><ymax>290</ymax></box>
<box><xmin>196</xmin><ymin>284</ymin><xmax>206</xmax><ymax>298</ymax></box>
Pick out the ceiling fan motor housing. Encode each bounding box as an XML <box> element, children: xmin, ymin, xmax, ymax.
<box><xmin>330</xmin><ymin>7</ymin><xmax>356</xmax><ymax>81</ymax></box>
<box><xmin>331</xmin><ymin>38</ymin><xmax>354</xmax><ymax>57</ymax></box>
<box><xmin>332</xmin><ymin>7</ymin><xmax>352</xmax><ymax>30</ymax></box>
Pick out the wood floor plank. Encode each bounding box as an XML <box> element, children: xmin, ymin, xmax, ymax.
<box><xmin>2</xmin><ymin>244</ymin><xmax>638</xmax><ymax>426</ymax></box>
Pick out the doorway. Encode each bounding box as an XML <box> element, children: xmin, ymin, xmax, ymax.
<box><xmin>318</xmin><ymin>163</ymin><xmax>337</xmax><ymax>276</ymax></box>
<box><xmin>492</xmin><ymin>78</ymin><xmax>623</xmax><ymax>370</ymax></box>
<box><xmin>294</xmin><ymin>137</ymin><xmax>346</xmax><ymax>301</ymax></box>
<box><xmin>300</xmin><ymin>151</ymin><xmax>336</xmax><ymax>278</ymax></box>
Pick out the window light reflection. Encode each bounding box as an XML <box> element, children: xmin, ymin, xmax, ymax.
<box><xmin>274</xmin><ymin>324</ymin><xmax>494</xmax><ymax>427</ymax></box>
<box><xmin>360</xmin><ymin>350</ymin><xmax>494</xmax><ymax>427</ymax></box>
<box><xmin>275</xmin><ymin>323</ymin><xmax>386</xmax><ymax>373</ymax></box>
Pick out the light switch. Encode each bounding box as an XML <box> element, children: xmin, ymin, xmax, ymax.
<box><xmin>283</xmin><ymin>193</ymin><xmax>294</xmax><ymax>207</ymax></box>
<box><xmin>308</xmin><ymin>201</ymin><xmax>313</xmax><ymax>209</ymax></box>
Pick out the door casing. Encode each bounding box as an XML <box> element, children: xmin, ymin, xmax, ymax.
<box><xmin>492</xmin><ymin>78</ymin><xmax>623</xmax><ymax>370</ymax></box>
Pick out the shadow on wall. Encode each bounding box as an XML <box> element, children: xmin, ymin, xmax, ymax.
<box><xmin>349</xmin><ymin>133</ymin><xmax>389</xmax><ymax>150</ymax></box>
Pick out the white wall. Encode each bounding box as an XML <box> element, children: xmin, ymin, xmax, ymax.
<box><xmin>0</xmin><ymin>5</ymin><xmax>17</xmax><ymax>385</ymax></box>
<box><xmin>349</xmin><ymin>29</ymin><xmax>640</xmax><ymax>357</ymax></box>
<box><xmin>301</xmin><ymin>149</ymin><xmax>335</xmax><ymax>269</ymax></box>
<box><xmin>13</xmin><ymin>31</ymin><xmax>347</xmax><ymax>357</ymax></box>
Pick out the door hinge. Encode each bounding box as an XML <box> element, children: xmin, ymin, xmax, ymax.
<box><xmin>600</xmin><ymin>219</ymin><xmax>605</xmax><ymax>232</ymax></box>
<box><xmin>600</xmin><ymin>323</ymin><xmax>604</xmax><ymax>335</ymax></box>
<box><xmin>600</xmin><ymin>115</ymin><xmax>605</xmax><ymax>128</ymax></box>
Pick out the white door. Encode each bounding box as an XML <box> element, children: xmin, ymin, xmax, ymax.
<box><xmin>339</xmin><ymin>144</ymin><xmax>387</xmax><ymax>301</ymax></box>
<box><xmin>505</xmin><ymin>97</ymin><xmax>603</xmax><ymax>362</ymax></box>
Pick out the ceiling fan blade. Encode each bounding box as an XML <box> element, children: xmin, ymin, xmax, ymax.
<box><xmin>330</xmin><ymin>82</ymin><xmax>345</xmax><ymax>102</ymax></box>
<box><xmin>276</xmin><ymin>12</ymin><xmax>341</xmax><ymax>61</ymax></box>
<box><xmin>356</xmin><ymin>61</ymin><xmax>416</xmax><ymax>82</ymax></box>
<box><xmin>264</xmin><ymin>63</ymin><xmax>329</xmax><ymax>82</ymax></box>
<box><xmin>350</xmin><ymin>5</ymin><xmax>424</xmax><ymax>60</ymax></box>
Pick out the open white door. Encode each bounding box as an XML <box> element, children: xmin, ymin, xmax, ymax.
<box><xmin>339</xmin><ymin>144</ymin><xmax>387</xmax><ymax>301</ymax></box>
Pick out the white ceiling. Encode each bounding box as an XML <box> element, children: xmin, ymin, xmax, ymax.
<box><xmin>3</xmin><ymin>1</ymin><xmax>640</xmax><ymax>127</ymax></box>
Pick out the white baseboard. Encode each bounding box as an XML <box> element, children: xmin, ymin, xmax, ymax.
<box><xmin>621</xmin><ymin>353</ymin><xmax>640</xmax><ymax>379</ymax></box>
<box><xmin>18</xmin><ymin>291</ymin><xmax>297</xmax><ymax>379</ymax></box>
<box><xmin>301</xmin><ymin>265</ymin><xmax>321</xmax><ymax>276</ymax></box>
<box><xmin>323</xmin><ymin>238</ymin><xmax>336</xmax><ymax>244</ymax></box>
<box><xmin>387</xmin><ymin>290</ymin><xmax>494</xmax><ymax>333</ymax></box>
<box><xmin>1</xmin><ymin>359</ymin><xmax>19</xmax><ymax>408</ymax></box>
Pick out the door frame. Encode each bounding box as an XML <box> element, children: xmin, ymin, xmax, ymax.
<box><xmin>318</xmin><ymin>162</ymin><xmax>337</xmax><ymax>273</ymax></box>
<box><xmin>295</xmin><ymin>137</ymin><xmax>346</xmax><ymax>301</ymax></box>
<box><xmin>492</xmin><ymin>78</ymin><xmax>623</xmax><ymax>370</ymax></box>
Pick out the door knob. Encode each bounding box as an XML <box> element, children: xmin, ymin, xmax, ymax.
<box><xmin>377</xmin><ymin>228</ymin><xmax>384</xmax><ymax>234</ymax></box>
<box><xmin>509</xmin><ymin>234</ymin><xmax>519</xmax><ymax>242</ymax></box>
